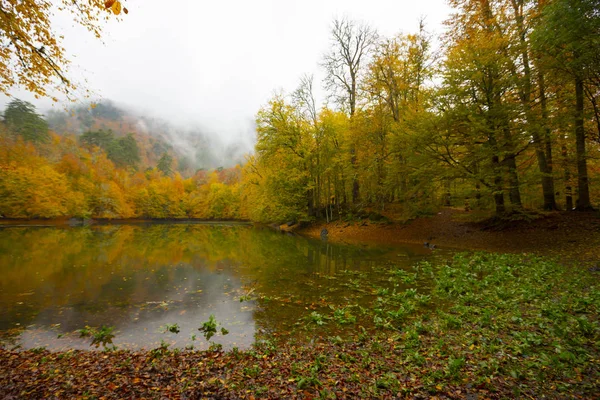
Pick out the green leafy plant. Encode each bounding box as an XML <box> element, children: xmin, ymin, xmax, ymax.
<box><xmin>305</xmin><ymin>311</ymin><xmax>329</xmax><ymax>326</ymax></box>
<box><xmin>150</xmin><ymin>340</ymin><xmax>171</xmax><ymax>358</ymax></box>
<box><xmin>198</xmin><ymin>314</ymin><xmax>229</xmax><ymax>341</ymax></box>
<box><xmin>77</xmin><ymin>325</ymin><xmax>116</xmax><ymax>349</ymax></box>
<box><xmin>199</xmin><ymin>315</ymin><xmax>218</xmax><ymax>341</ymax></box>
<box><xmin>331</xmin><ymin>306</ymin><xmax>357</xmax><ymax>324</ymax></box>
<box><xmin>162</xmin><ymin>323</ymin><xmax>180</xmax><ymax>334</ymax></box>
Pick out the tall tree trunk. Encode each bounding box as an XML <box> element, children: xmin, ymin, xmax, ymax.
<box><xmin>538</xmin><ymin>69</ymin><xmax>558</xmax><ymax>210</ymax></box>
<box><xmin>444</xmin><ymin>179</ymin><xmax>451</xmax><ymax>206</ymax></box>
<box><xmin>307</xmin><ymin>188</ymin><xmax>314</xmax><ymax>217</ymax></box>
<box><xmin>350</xmin><ymin>71</ymin><xmax>359</xmax><ymax>207</ymax></box>
<box><xmin>493</xmin><ymin>155</ymin><xmax>506</xmax><ymax>216</ymax></box>
<box><xmin>338</xmin><ymin>170</ymin><xmax>347</xmax><ymax>207</ymax></box>
<box><xmin>561</xmin><ymin>138</ymin><xmax>573</xmax><ymax>210</ymax></box>
<box><xmin>505</xmin><ymin>154</ymin><xmax>522</xmax><ymax>209</ymax></box>
<box><xmin>501</xmin><ymin>123</ymin><xmax>522</xmax><ymax>209</ymax></box>
<box><xmin>489</xmin><ymin>124</ymin><xmax>506</xmax><ymax>216</ymax></box>
<box><xmin>586</xmin><ymin>85</ymin><xmax>600</xmax><ymax>142</ymax></box>
<box><xmin>510</xmin><ymin>0</ymin><xmax>556</xmax><ymax>210</ymax></box>
<box><xmin>351</xmin><ymin>149</ymin><xmax>360</xmax><ymax>205</ymax></box>
<box><xmin>574</xmin><ymin>75</ymin><xmax>591</xmax><ymax>210</ymax></box>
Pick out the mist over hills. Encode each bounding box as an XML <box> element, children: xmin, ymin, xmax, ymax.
<box><xmin>44</xmin><ymin>100</ymin><xmax>255</xmax><ymax>175</ymax></box>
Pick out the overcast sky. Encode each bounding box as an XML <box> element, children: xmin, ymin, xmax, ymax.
<box><xmin>2</xmin><ymin>0</ymin><xmax>451</xmax><ymax>143</ymax></box>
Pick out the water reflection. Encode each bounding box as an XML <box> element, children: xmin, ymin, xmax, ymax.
<box><xmin>0</xmin><ymin>223</ymin><xmax>439</xmax><ymax>350</ymax></box>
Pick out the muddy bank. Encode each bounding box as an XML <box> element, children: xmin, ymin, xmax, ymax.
<box><xmin>298</xmin><ymin>208</ymin><xmax>600</xmax><ymax>265</ymax></box>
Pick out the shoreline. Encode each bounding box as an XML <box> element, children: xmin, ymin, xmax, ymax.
<box><xmin>296</xmin><ymin>208</ymin><xmax>600</xmax><ymax>265</ymax></box>
<box><xmin>3</xmin><ymin>209</ymin><xmax>599</xmax><ymax>265</ymax></box>
<box><xmin>0</xmin><ymin>218</ymin><xmax>253</xmax><ymax>227</ymax></box>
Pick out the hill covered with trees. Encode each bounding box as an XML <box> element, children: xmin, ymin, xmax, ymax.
<box><xmin>0</xmin><ymin>99</ymin><xmax>244</xmax><ymax>220</ymax></box>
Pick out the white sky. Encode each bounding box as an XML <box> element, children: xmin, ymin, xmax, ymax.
<box><xmin>2</xmin><ymin>0</ymin><xmax>451</xmax><ymax>142</ymax></box>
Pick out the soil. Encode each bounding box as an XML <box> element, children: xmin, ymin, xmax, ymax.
<box><xmin>297</xmin><ymin>208</ymin><xmax>600</xmax><ymax>266</ymax></box>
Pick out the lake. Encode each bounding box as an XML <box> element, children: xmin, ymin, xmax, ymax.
<box><xmin>0</xmin><ymin>223</ymin><xmax>447</xmax><ymax>351</ymax></box>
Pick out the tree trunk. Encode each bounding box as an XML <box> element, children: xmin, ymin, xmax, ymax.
<box><xmin>444</xmin><ymin>179</ymin><xmax>451</xmax><ymax>206</ymax></box>
<box><xmin>351</xmin><ymin>149</ymin><xmax>360</xmax><ymax>205</ymax></box>
<box><xmin>562</xmin><ymin>141</ymin><xmax>573</xmax><ymax>210</ymax></box>
<box><xmin>505</xmin><ymin>154</ymin><xmax>522</xmax><ymax>209</ymax></box>
<box><xmin>501</xmin><ymin>124</ymin><xmax>522</xmax><ymax>209</ymax></box>
<box><xmin>307</xmin><ymin>188</ymin><xmax>314</xmax><ymax>217</ymax></box>
<box><xmin>512</xmin><ymin>0</ymin><xmax>556</xmax><ymax>210</ymax></box>
<box><xmin>574</xmin><ymin>75</ymin><xmax>592</xmax><ymax>210</ymax></box>
<box><xmin>538</xmin><ymin>69</ymin><xmax>558</xmax><ymax>210</ymax></box>
<box><xmin>492</xmin><ymin>155</ymin><xmax>506</xmax><ymax>216</ymax></box>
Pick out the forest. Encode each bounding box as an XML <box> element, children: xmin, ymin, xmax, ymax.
<box><xmin>1</xmin><ymin>0</ymin><xmax>599</xmax><ymax>223</ymax></box>
<box><xmin>245</xmin><ymin>0</ymin><xmax>600</xmax><ymax>222</ymax></box>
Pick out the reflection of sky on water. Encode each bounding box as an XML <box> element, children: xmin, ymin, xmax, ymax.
<box><xmin>17</xmin><ymin>266</ymin><xmax>256</xmax><ymax>351</ymax></box>
<box><xmin>0</xmin><ymin>224</ymin><xmax>445</xmax><ymax>351</ymax></box>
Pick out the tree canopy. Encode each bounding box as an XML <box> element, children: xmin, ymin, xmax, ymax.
<box><xmin>2</xmin><ymin>99</ymin><xmax>49</xmax><ymax>143</ymax></box>
<box><xmin>0</xmin><ymin>0</ymin><xmax>127</xmax><ymax>100</ymax></box>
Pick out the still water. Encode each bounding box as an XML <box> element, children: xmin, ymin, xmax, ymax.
<box><xmin>0</xmin><ymin>223</ymin><xmax>445</xmax><ymax>351</ymax></box>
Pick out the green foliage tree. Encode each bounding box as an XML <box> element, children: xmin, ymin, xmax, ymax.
<box><xmin>532</xmin><ymin>0</ymin><xmax>600</xmax><ymax>210</ymax></box>
<box><xmin>108</xmin><ymin>133</ymin><xmax>140</xmax><ymax>168</ymax></box>
<box><xmin>157</xmin><ymin>152</ymin><xmax>174</xmax><ymax>177</ymax></box>
<box><xmin>80</xmin><ymin>129</ymin><xmax>115</xmax><ymax>149</ymax></box>
<box><xmin>80</xmin><ymin>130</ymin><xmax>140</xmax><ymax>168</ymax></box>
<box><xmin>249</xmin><ymin>94</ymin><xmax>312</xmax><ymax>222</ymax></box>
<box><xmin>2</xmin><ymin>99</ymin><xmax>49</xmax><ymax>143</ymax></box>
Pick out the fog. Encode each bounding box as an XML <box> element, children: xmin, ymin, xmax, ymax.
<box><xmin>1</xmin><ymin>0</ymin><xmax>450</xmax><ymax>165</ymax></box>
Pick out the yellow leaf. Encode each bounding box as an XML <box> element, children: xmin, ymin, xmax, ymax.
<box><xmin>111</xmin><ymin>1</ymin><xmax>122</xmax><ymax>15</ymax></box>
<box><xmin>104</xmin><ymin>0</ymin><xmax>116</xmax><ymax>9</ymax></box>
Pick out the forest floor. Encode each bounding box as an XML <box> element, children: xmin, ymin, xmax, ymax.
<box><xmin>298</xmin><ymin>208</ymin><xmax>600</xmax><ymax>266</ymax></box>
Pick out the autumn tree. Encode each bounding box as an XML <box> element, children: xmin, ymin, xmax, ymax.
<box><xmin>0</xmin><ymin>1</ymin><xmax>127</xmax><ymax>100</ymax></box>
<box><xmin>364</xmin><ymin>23</ymin><xmax>434</xmax><ymax>210</ymax></box>
<box><xmin>532</xmin><ymin>0</ymin><xmax>600</xmax><ymax>210</ymax></box>
<box><xmin>432</xmin><ymin>0</ymin><xmax>528</xmax><ymax>216</ymax></box>
<box><xmin>507</xmin><ymin>0</ymin><xmax>558</xmax><ymax>210</ymax></box>
<box><xmin>322</xmin><ymin>17</ymin><xmax>378</xmax><ymax>205</ymax></box>
<box><xmin>292</xmin><ymin>74</ymin><xmax>322</xmax><ymax>217</ymax></box>
<box><xmin>252</xmin><ymin>94</ymin><xmax>312</xmax><ymax>222</ymax></box>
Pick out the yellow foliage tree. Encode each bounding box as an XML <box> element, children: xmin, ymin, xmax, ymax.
<box><xmin>0</xmin><ymin>164</ymin><xmax>78</xmax><ymax>218</ymax></box>
<box><xmin>0</xmin><ymin>0</ymin><xmax>127</xmax><ymax>100</ymax></box>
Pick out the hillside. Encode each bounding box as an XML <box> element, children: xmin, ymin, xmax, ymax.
<box><xmin>44</xmin><ymin>100</ymin><xmax>252</xmax><ymax>176</ymax></box>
